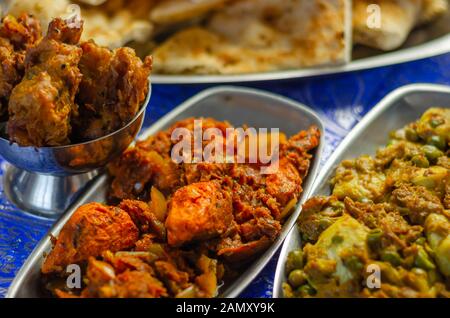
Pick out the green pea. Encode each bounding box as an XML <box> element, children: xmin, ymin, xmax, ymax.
<box><xmin>367</xmin><ymin>229</ymin><xmax>383</xmax><ymax>250</ymax></box>
<box><xmin>285</xmin><ymin>250</ymin><xmax>304</xmax><ymax>273</ymax></box>
<box><xmin>430</xmin><ymin>118</ymin><xmax>444</xmax><ymax>128</ymax></box>
<box><xmin>415</xmin><ymin>237</ymin><xmax>426</xmax><ymax>245</ymax></box>
<box><xmin>411</xmin><ymin>155</ymin><xmax>429</xmax><ymax>168</ymax></box>
<box><xmin>282</xmin><ymin>283</ymin><xmax>294</xmax><ymax>298</ymax></box>
<box><xmin>427</xmin><ymin>135</ymin><xmax>446</xmax><ymax>150</ymax></box>
<box><xmin>296</xmin><ymin>284</ymin><xmax>316</xmax><ymax>297</ymax></box>
<box><xmin>319</xmin><ymin>218</ymin><xmax>333</xmax><ymax>230</ymax></box>
<box><xmin>405</xmin><ymin>127</ymin><xmax>419</xmax><ymax>142</ymax></box>
<box><xmin>346</xmin><ymin>256</ymin><xmax>364</xmax><ymax>272</ymax></box>
<box><xmin>381</xmin><ymin>250</ymin><xmax>402</xmax><ymax>267</ymax></box>
<box><xmin>288</xmin><ymin>270</ymin><xmax>307</xmax><ymax>288</ymax></box>
<box><xmin>330</xmin><ymin>200</ymin><xmax>345</xmax><ymax>212</ymax></box>
<box><xmin>415</xmin><ymin>248</ymin><xmax>436</xmax><ymax>271</ymax></box>
<box><xmin>332</xmin><ymin>235</ymin><xmax>344</xmax><ymax>245</ymax></box>
<box><xmin>386</xmin><ymin>139</ymin><xmax>397</xmax><ymax>147</ymax></box>
<box><xmin>422</xmin><ymin>145</ymin><xmax>444</xmax><ymax>161</ymax></box>
<box><xmin>301</xmin><ymin>232</ymin><xmax>310</xmax><ymax>243</ymax></box>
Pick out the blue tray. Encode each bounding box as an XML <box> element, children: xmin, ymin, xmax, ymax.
<box><xmin>1</xmin><ymin>53</ymin><xmax>449</xmax><ymax>298</ymax></box>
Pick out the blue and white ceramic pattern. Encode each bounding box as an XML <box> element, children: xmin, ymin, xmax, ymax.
<box><xmin>1</xmin><ymin>53</ymin><xmax>449</xmax><ymax>298</ymax></box>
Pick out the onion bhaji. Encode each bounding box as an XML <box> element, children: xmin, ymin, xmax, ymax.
<box><xmin>1</xmin><ymin>15</ymin><xmax>152</xmax><ymax>147</ymax></box>
<box><xmin>42</xmin><ymin>118</ymin><xmax>320</xmax><ymax>298</ymax></box>
<box><xmin>284</xmin><ymin>108</ymin><xmax>450</xmax><ymax>298</ymax></box>
<box><xmin>7</xmin><ymin>17</ymin><xmax>83</xmax><ymax>147</ymax></box>
<box><xmin>0</xmin><ymin>14</ymin><xmax>41</xmax><ymax>118</ymax></box>
<box><xmin>73</xmin><ymin>41</ymin><xmax>152</xmax><ymax>141</ymax></box>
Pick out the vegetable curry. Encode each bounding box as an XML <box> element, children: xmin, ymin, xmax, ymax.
<box><xmin>284</xmin><ymin>108</ymin><xmax>450</xmax><ymax>298</ymax></box>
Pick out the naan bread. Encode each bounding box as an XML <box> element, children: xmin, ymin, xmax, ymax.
<box><xmin>76</xmin><ymin>0</ymin><xmax>109</xmax><ymax>5</ymax></box>
<box><xmin>153</xmin><ymin>0</ymin><xmax>352</xmax><ymax>74</ymax></box>
<box><xmin>353</xmin><ymin>0</ymin><xmax>448</xmax><ymax>51</ymax></box>
<box><xmin>150</xmin><ymin>0</ymin><xmax>229</xmax><ymax>25</ymax></box>
<box><xmin>3</xmin><ymin>0</ymin><xmax>155</xmax><ymax>48</ymax></box>
<box><xmin>420</xmin><ymin>0</ymin><xmax>448</xmax><ymax>23</ymax></box>
<box><xmin>3</xmin><ymin>0</ymin><xmax>70</xmax><ymax>31</ymax></box>
<box><xmin>81</xmin><ymin>8</ymin><xmax>153</xmax><ymax>48</ymax></box>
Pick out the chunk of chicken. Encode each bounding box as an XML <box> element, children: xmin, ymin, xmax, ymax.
<box><xmin>83</xmin><ymin>256</ymin><xmax>167</xmax><ymax>298</ymax></box>
<box><xmin>166</xmin><ymin>181</ymin><xmax>233</xmax><ymax>246</ymax></box>
<box><xmin>119</xmin><ymin>199</ymin><xmax>166</xmax><ymax>240</ymax></box>
<box><xmin>42</xmin><ymin>202</ymin><xmax>139</xmax><ymax>274</ymax></box>
<box><xmin>109</xmin><ymin>148</ymin><xmax>183</xmax><ymax>201</ymax></box>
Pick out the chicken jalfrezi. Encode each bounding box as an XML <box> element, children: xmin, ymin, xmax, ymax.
<box><xmin>0</xmin><ymin>14</ymin><xmax>151</xmax><ymax>147</ymax></box>
<box><xmin>42</xmin><ymin>118</ymin><xmax>320</xmax><ymax>298</ymax></box>
<box><xmin>283</xmin><ymin>108</ymin><xmax>450</xmax><ymax>298</ymax></box>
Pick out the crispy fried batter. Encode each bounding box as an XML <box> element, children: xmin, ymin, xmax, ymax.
<box><xmin>0</xmin><ymin>14</ymin><xmax>41</xmax><ymax>117</ymax></box>
<box><xmin>1</xmin><ymin>15</ymin><xmax>152</xmax><ymax>146</ymax></box>
<box><xmin>7</xmin><ymin>17</ymin><xmax>83</xmax><ymax>146</ymax></box>
<box><xmin>73</xmin><ymin>41</ymin><xmax>152</xmax><ymax>141</ymax></box>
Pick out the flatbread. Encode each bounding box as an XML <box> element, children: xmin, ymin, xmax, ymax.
<box><xmin>420</xmin><ymin>0</ymin><xmax>448</xmax><ymax>23</ymax></box>
<box><xmin>81</xmin><ymin>8</ymin><xmax>153</xmax><ymax>48</ymax></box>
<box><xmin>3</xmin><ymin>0</ymin><xmax>70</xmax><ymax>30</ymax></box>
<box><xmin>2</xmin><ymin>0</ymin><xmax>155</xmax><ymax>48</ymax></box>
<box><xmin>153</xmin><ymin>0</ymin><xmax>352</xmax><ymax>74</ymax></box>
<box><xmin>353</xmin><ymin>0</ymin><xmax>448</xmax><ymax>51</ymax></box>
<box><xmin>76</xmin><ymin>0</ymin><xmax>109</xmax><ymax>5</ymax></box>
<box><xmin>150</xmin><ymin>0</ymin><xmax>229</xmax><ymax>25</ymax></box>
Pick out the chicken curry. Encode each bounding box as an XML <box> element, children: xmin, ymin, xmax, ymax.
<box><xmin>42</xmin><ymin>117</ymin><xmax>320</xmax><ymax>298</ymax></box>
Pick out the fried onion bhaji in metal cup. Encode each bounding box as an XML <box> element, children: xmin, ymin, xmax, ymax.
<box><xmin>41</xmin><ymin>118</ymin><xmax>320</xmax><ymax>298</ymax></box>
<box><xmin>3</xmin><ymin>14</ymin><xmax>152</xmax><ymax>147</ymax></box>
<box><xmin>283</xmin><ymin>108</ymin><xmax>450</xmax><ymax>298</ymax></box>
<box><xmin>7</xmin><ymin>16</ymin><xmax>83</xmax><ymax>147</ymax></box>
<box><xmin>73</xmin><ymin>41</ymin><xmax>152</xmax><ymax>142</ymax></box>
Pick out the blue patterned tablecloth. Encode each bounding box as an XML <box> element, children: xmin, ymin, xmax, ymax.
<box><xmin>1</xmin><ymin>53</ymin><xmax>449</xmax><ymax>298</ymax></box>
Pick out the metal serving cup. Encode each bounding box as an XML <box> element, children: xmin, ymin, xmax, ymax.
<box><xmin>7</xmin><ymin>86</ymin><xmax>324</xmax><ymax>298</ymax></box>
<box><xmin>0</xmin><ymin>84</ymin><xmax>151</xmax><ymax>218</ymax></box>
<box><xmin>272</xmin><ymin>83</ymin><xmax>450</xmax><ymax>298</ymax></box>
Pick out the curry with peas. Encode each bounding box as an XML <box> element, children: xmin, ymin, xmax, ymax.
<box><xmin>283</xmin><ymin>108</ymin><xmax>450</xmax><ymax>298</ymax></box>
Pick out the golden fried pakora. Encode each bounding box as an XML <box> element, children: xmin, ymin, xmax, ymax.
<box><xmin>7</xmin><ymin>16</ymin><xmax>83</xmax><ymax>146</ymax></box>
<box><xmin>73</xmin><ymin>40</ymin><xmax>152</xmax><ymax>141</ymax></box>
<box><xmin>0</xmin><ymin>14</ymin><xmax>41</xmax><ymax>117</ymax></box>
<box><xmin>283</xmin><ymin>108</ymin><xmax>450</xmax><ymax>298</ymax></box>
<box><xmin>42</xmin><ymin>118</ymin><xmax>320</xmax><ymax>298</ymax></box>
<box><xmin>1</xmin><ymin>14</ymin><xmax>152</xmax><ymax>147</ymax></box>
